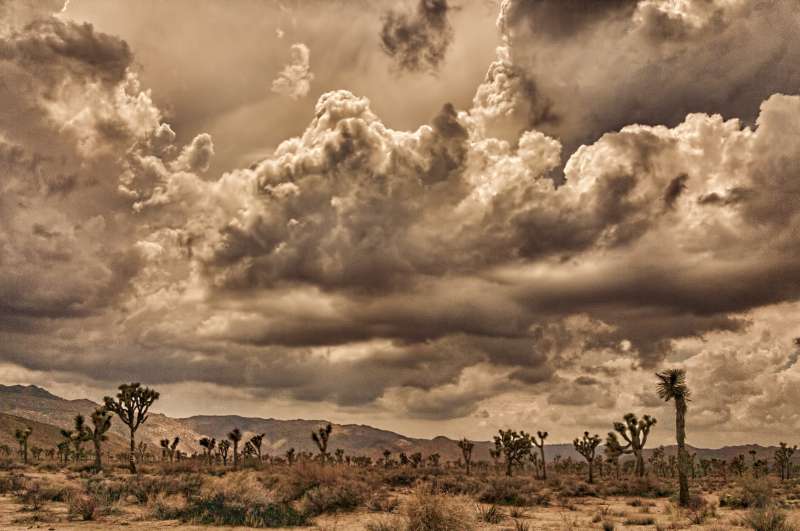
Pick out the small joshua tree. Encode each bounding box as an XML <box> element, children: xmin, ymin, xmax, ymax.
<box><xmin>30</xmin><ymin>446</ymin><xmax>43</xmax><ymax>461</ymax></box>
<box><xmin>532</xmin><ymin>431</ymin><xmax>548</xmax><ymax>479</ymax></box>
<box><xmin>103</xmin><ymin>383</ymin><xmax>160</xmax><ymax>473</ymax></box>
<box><xmin>228</xmin><ymin>428</ymin><xmax>242</xmax><ymax>469</ymax></box>
<box><xmin>334</xmin><ymin>448</ymin><xmax>345</xmax><ymax>464</ymax></box>
<box><xmin>218</xmin><ymin>439</ymin><xmax>230</xmax><ymax>465</ymax></box>
<box><xmin>573</xmin><ymin>432</ymin><xmax>602</xmax><ymax>483</ymax></box>
<box><xmin>160</xmin><ymin>437</ymin><xmax>180</xmax><ymax>462</ymax></box>
<box><xmin>285</xmin><ymin>447</ymin><xmax>295</xmax><ymax>465</ymax></box>
<box><xmin>14</xmin><ymin>426</ymin><xmax>32</xmax><ymax>464</ymax></box>
<box><xmin>90</xmin><ymin>407</ymin><xmax>113</xmax><ymax>472</ymax></box>
<box><xmin>606</xmin><ymin>413</ymin><xmax>656</xmax><ymax>477</ymax></box>
<box><xmin>382</xmin><ymin>449</ymin><xmax>392</xmax><ymax>468</ymax></box>
<box><xmin>775</xmin><ymin>442</ymin><xmax>797</xmax><ymax>481</ymax></box>
<box><xmin>311</xmin><ymin>423</ymin><xmax>332</xmax><ymax>464</ymax></box>
<box><xmin>199</xmin><ymin>437</ymin><xmax>212</xmax><ymax>463</ymax></box>
<box><xmin>493</xmin><ymin>429</ymin><xmax>532</xmax><ymax>477</ymax></box>
<box><xmin>249</xmin><ymin>433</ymin><xmax>265</xmax><ymax>462</ymax></box>
<box><xmin>457</xmin><ymin>438</ymin><xmax>474</xmax><ymax>475</ymax></box>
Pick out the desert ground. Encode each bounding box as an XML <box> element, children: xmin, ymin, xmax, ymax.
<box><xmin>1</xmin><ymin>458</ymin><xmax>799</xmax><ymax>531</ymax></box>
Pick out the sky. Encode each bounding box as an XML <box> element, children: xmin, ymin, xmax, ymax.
<box><xmin>0</xmin><ymin>0</ymin><xmax>799</xmax><ymax>448</ymax></box>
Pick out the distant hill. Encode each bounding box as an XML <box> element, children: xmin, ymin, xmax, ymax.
<box><xmin>0</xmin><ymin>384</ymin><xmax>205</xmax><ymax>453</ymax></box>
<box><xmin>0</xmin><ymin>384</ymin><xmax>787</xmax><ymax>463</ymax></box>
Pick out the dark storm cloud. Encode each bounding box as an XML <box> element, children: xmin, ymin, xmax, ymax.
<box><xmin>380</xmin><ymin>0</ymin><xmax>453</xmax><ymax>73</ymax></box>
<box><xmin>494</xmin><ymin>0</ymin><xmax>800</xmax><ymax>156</ymax></box>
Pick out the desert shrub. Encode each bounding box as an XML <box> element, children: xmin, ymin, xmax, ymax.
<box><xmin>478</xmin><ymin>477</ymin><xmax>548</xmax><ymax>506</ymax></box>
<box><xmin>513</xmin><ymin>520</ymin><xmax>532</xmax><ymax>531</ymax></box>
<box><xmin>67</xmin><ymin>492</ymin><xmax>98</xmax><ymax>521</ymax></box>
<box><xmin>368</xmin><ymin>488</ymin><xmax>400</xmax><ymax>512</ymax></box>
<box><xmin>558</xmin><ymin>478</ymin><xmax>598</xmax><ymax>497</ymax></box>
<box><xmin>603</xmin><ymin>477</ymin><xmax>673</xmax><ymax>498</ymax></box>
<box><xmin>0</xmin><ymin>472</ymin><xmax>27</xmax><ymax>495</ymax></box>
<box><xmin>180</xmin><ymin>472</ymin><xmax>307</xmax><ymax>527</ymax></box>
<box><xmin>121</xmin><ymin>473</ymin><xmax>204</xmax><ymax>503</ymax></box>
<box><xmin>623</xmin><ymin>516</ymin><xmax>656</xmax><ymax>525</ymax></box>
<box><xmin>721</xmin><ymin>477</ymin><xmax>774</xmax><ymax>509</ymax></box>
<box><xmin>149</xmin><ymin>492</ymin><xmax>189</xmax><ymax>520</ymax></box>
<box><xmin>429</xmin><ymin>475</ymin><xmax>482</xmax><ymax>496</ymax></box>
<box><xmin>745</xmin><ymin>506</ymin><xmax>797</xmax><ymax>531</ymax></box>
<box><xmin>382</xmin><ymin>468</ymin><xmax>420</xmax><ymax>487</ymax></box>
<box><xmin>299</xmin><ymin>478</ymin><xmax>368</xmax><ymax>515</ymax></box>
<box><xmin>476</xmin><ymin>504</ymin><xmax>504</xmax><ymax>523</ymax></box>
<box><xmin>365</xmin><ymin>515</ymin><xmax>406</xmax><ymax>531</ymax></box>
<box><xmin>405</xmin><ymin>488</ymin><xmax>475</xmax><ymax>531</ymax></box>
<box><xmin>686</xmin><ymin>494</ymin><xmax>717</xmax><ymax>525</ymax></box>
<box><xmin>601</xmin><ymin>521</ymin><xmax>615</xmax><ymax>531</ymax></box>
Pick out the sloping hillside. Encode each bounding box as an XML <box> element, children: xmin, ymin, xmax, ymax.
<box><xmin>0</xmin><ymin>385</ymin><xmax>204</xmax><ymax>453</ymax></box>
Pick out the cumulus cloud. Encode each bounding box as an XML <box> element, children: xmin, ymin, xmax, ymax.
<box><xmin>271</xmin><ymin>43</ymin><xmax>313</xmax><ymax>100</ymax></box>
<box><xmin>380</xmin><ymin>0</ymin><xmax>453</xmax><ymax>73</ymax></box>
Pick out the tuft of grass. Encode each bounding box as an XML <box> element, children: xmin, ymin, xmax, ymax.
<box><xmin>745</xmin><ymin>506</ymin><xmax>798</xmax><ymax>531</ymax></box>
<box><xmin>476</xmin><ymin>504</ymin><xmax>504</xmax><ymax>523</ymax></box>
<box><xmin>405</xmin><ymin>488</ymin><xmax>475</xmax><ymax>531</ymax></box>
<box><xmin>66</xmin><ymin>492</ymin><xmax>97</xmax><ymax>521</ymax></box>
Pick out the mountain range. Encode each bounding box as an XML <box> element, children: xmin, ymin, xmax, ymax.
<box><xmin>0</xmin><ymin>384</ymin><xmax>784</xmax><ymax>464</ymax></box>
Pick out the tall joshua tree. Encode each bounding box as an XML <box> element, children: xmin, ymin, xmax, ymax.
<box><xmin>457</xmin><ymin>438</ymin><xmax>474</xmax><ymax>475</ymax></box>
<box><xmin>14</xmin><ymin>426</ymin><xmax>32</xmax><ymax>464</ymax></box>
<box><xmin>656</xmin><ymin>368</ymin><xmax>691</xmax><ymax>507</ymax></box>
<box><xmin>90</xmin><ymin>407</ymin><xmax>113</xmax><ymax>472</ymax></box>
<box><xmin>573</xmin><ymin>432</ymin><xmax>602</xmax><ymax>483</ymax></box>
<box><xmin>228</xmin><ymin>428</ymin><xmax>242</xmax><ymax>469</ymax></box>
<box><xmin>533</xmin><ymin>431</ymin><xmax>548</xmax><ymax>479</ymax></box>
<box><xmin>312</xmin><ymin>423</ymin><xmax>332</xmax><ymax>464</ymax></box>
<box><xmin>493</xmin><ymin>429</ymin><xmax>532</xmax><ymax>477</ymax></box>
<box><xmin>606</xmin><ymin>413</ymin><xmax>656</xmax><ymax>478</ymax></box>
<box><xmin>103</xmin><ymin>383</ymin><xmax>160</xmax><ymax>473</ymax></box>
<box><xmin>775</xmin><ymin>442</ymin><xmax>797</xmax><ymax>481</ymax></box>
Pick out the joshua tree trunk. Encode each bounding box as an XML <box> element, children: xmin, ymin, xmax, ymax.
<box><xmin>505</xmin><ymin>458</ymin><xmax>513</xmax><ymax>477</ymax></box>
<box><xmin>588</xmin><ymin>459</ymin><xmax>594</xmax><ymax>484</ymax></box>
<box><xmin>676</xmin><ymin>397</ymin><xmax>689</xmax><ymax>507</ymax></box>
<box><xmin>539</xmin><ymin>445</ymin><xmax>546</xmax><ymax>480</ymax></box>
<box><xmin>94</xmin><ymin>438</ymin><xmax>103</xmax><ymax>472</ymax></box>
<box><xmin>129</xmin><ymin>429</ymin><xmax>136</xmax><ymax>474</ymax></box>
<box><xmin>465</xmin><ymin>460</ymin><xmax>470</xmax><ymax>476</ymax></box>
<box><xmin>634</xmin><ymin>449</ymin><xmax>644</xmax><ymax>477</ymax></box>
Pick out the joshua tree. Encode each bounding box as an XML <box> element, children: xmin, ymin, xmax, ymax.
<box><xmin>311</xmin><ymin>423</ymin><xmax>332</xmax><ymax>464</ymax></box>
<box><xmin>89</xmin><ymin>407</ymin><xmax>113</xmax><ymax>472</ymax></box>
<box><xmin>136</xmin><ymin>441</ymin><xmax>148</xmax><ymax>464</ymax></box>
<box><xmin>56</xmin><ymin>441</ymin><xmax>70</xmax><ymax>464</ymax></box>
<box><xmin>410</xmin><ymin>452</ymin><xmax>423</xmax><ymax>468</ymax></box>
<box><xmin>334</xmin><ymin>448</ymin><xmax>345</xmax><ymax>464</ymax></box>
<box><xmin>457</xmin><ymin>438</ymin><xmax>474</xmax><ymax>475</ymax></box>
<box><xmin>532</xmin><ymin>431</ymin><xmax>548</xmax><ymax>479</ymax></box>
<box><xmin>14</xmin><ymin>426</ymin><xmax>32</xmax><ymax>464</ymax></box>
<box><xmin>0</xmin><ymin>444</ymin><xmax>10</xmax><ymax>458</ymax></box>
<box><xmin>103</xmin><ymin>383</ymin><xmax>160</xmax><ymax>473</ymax></box>
<box><xmin>285</xmin><ymin>447</ymin><xmax>295</xmax><ymax>465</ymax></box>
<box><xmin>775</xmin><ymin>442</ymin><xmax>797</xmax><ymax>481</ymax></box>
<box><xmin>160</xmin><ymin>437</ymin><xmax>180</xmax><ymax>462</ymax></box>
<box><xmin>493</xmin><ymin>429</ymin><xmax>532</xmax><ymax>477</ymax></box>
<box><xmin>249</xmin><ymin>433</ymin><xmax>265</xmax><ymax>462</ymax></box>
<box><xmin>218</xmin><ymin>440</ymin><xmax>230</xmax><ymax>465</ymax></box>
<box><xmin>573</xmin><ymin>432</ymin><xmax>602</xmax><ymax>483</ymax></box>
<box><xmin>228</xmin><ymin>428</ymin><xmax>242</xmax><ymax>469</ymax></box>
<box><xmin>606</xmin><ymin>413</ymin><xmax>656</xmax><ymax>478</ymax></box>
<box><xmin>656</xmin><ymin>368</ymin><xmax>690</xmax><ymax>506</ymax></box>
<box><xmin>30</xmin><ymin>446</ymin><xmax>43</xmax><ymax>461</ymax></box>
<box><xmin>199</xmin><ymin>437</ymin><xmax>212</xmax><ymax>463</ymax></box>
<box><xmin>427</xmin><ymin>453</ymin><xmax>441</xmax><ymax>468</ymax></box>
<box><xmin>382</xmin><ymin>449</ymin><xmax>392</xmax><ymax>468</ymax></box>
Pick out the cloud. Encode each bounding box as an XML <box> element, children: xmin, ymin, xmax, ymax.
<box><xmin>271</xmin><ymin>43</ymin><xmax>314</xmax><ymax>100</ymax></box>
<box><xmin>3</xmin><ymin>0</ymin><xmax>800</xmax><ymax>441</ymax></box>
<box><xmin>380</xmin><ymin>0</ymin><xmax>453</xmax><ymax>73</ymax></box>
<box><xmin>493</xmin><ymin>0</ymin><xmax>800</xmax><ymax>154</ymax></box>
